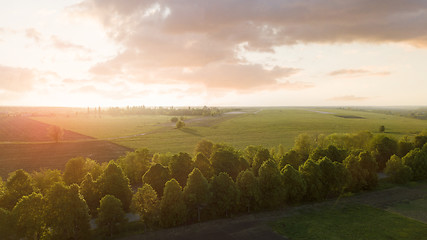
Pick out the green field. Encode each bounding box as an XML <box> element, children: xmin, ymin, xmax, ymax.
<box><xmin>33</xmin><ymin>107</ymin><xmax>427</xmax><ymax>153</ymax></box>
<box><xmin>272</xmin><ymin>204</ymin><xmax>427</xmax><ymax>240</ymax></box>
<box><xmin>388</xmin><ymin>199</ymin><xmax>427</xmax><ymax>224</ymax></box>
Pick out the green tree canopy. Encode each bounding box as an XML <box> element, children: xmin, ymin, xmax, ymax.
<box><xmin>194</xmin><ymin>152</ymin><xmax>214</xmax><ymax>179</ymax></box>
<box><xmin>209</xmin><ymin>172</ymin><xmax>239</xmax><ymax>217</ymax></box>
<box><xmin>183</xmin><ymin>168</ymin><xmax>210</xmax><ymax>222</ymax></box>
<box><xmin>97</xmin><ymin>195</ymin><xmax>126</xmax><ymax>237</ymax></box>
<box><xmin>194</xmin><ymin>139</ymin><xmax>214</xmax><ymax>159</ymax></box>
<box><xmin>80</xmin><ymin>173</ymin><xmax>101</xmax><ymax>216</ymax></box>
<box><xmin>0</xmin><ymin>208</ymin><xmax>15</xmax><ymax>239</ymax></box>
<box><xmin>385</xmin><ymin>155</ymin><xmax>413</xmax><ymax>184</ymax></box>
<box><xmin>142</xmin><ymin>163</ymin><xmax>171</xmax><ymax>197</ymax></box>
<box><xmin>31</xmin><ymin>169</ymin><xmax>63</xmax><ymax>194</ymax></box>
<box><xmin>160</xmin><ymin>179</ymin><xmax>187</xmax><ymax>228</ymax></box>
<box><xmin>279</xmin><ymin>150</ymin><xmax>303</xmax><ymax>170</ymax></box>
<box><xmin>45</xmin><ymin>183</ymin><xmax>90</xmax><ymax>240</ymax></box>
<box><xmin>131</xmin><ymin>183</ymin><xmax>159</xmax><ymax>228</ymax></box>
<box><xmin>236</xmin><ymin>169</ymin><xmax>260</xmax><ymax>212</ymax></box>
<box><xmin>97</xmin><ymin>162</ymin><xmax>133</xmax><ymax>211</ymax></box>
<box><xmin>12</xmin><ymin>192</ymin><xmax>46</xmax><ymax>240</ymax></box>
<box><xmin>402</xmin><ymin>148</ymin><xmax>427</xmax><ymax>180</ymax></box>
<box><xmin>258</xmin><ymin>159</ymin><xmax>283</xmax><ymax>208</ymax></box>
<box><xmin>299</xmin><ymin>159</ymin><xmax>323</xmax><ymax>201</ymax></box>
<box><xmin>169</xmin><ymin>152</ymin><xmax>194</xmax><ymax>187</ymax></box>
<box><xmin>117</xmin><ymin>148</ymin><xmax>152</xmax><ymax>186</ymax></box>
<box><xmin>210</xmin><ymin>148</ymin><xmax>241</xmax><ymax>180</ymax></box>
<box><xmin>370</xmin><ymin>135</ymin><xmax>398</xmax><ymax>171</ymax></box>
<box><xmin>251</xmin><ymin>148</ymin><xmax>270</xmax><ymax>176</ymax></box>
<box><xmin>0</xmin><ymin>169</ymin><xmax>35</xmax><ymax>210</ymax></box>
<box><xmin>63</xmin><ymin>157</ymin><xmax>101</xmax><ymax>185</ymax></box>
<box><xmin>281</xmin><ymin>164</ymin><xmax>306</xmax><ymax>204</ymax></box>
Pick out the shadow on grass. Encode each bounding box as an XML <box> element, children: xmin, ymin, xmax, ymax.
<box><xmin>180</xmin><ymin>128</ymin><xmax>203</xmax><ymax>137</ymax></box>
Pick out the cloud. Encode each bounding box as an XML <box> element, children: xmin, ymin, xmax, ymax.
<box><xmin>328</xmin><ymin>95</ymin><xmax>370</xmax><ymax>101</ymax></box>
<box><xmin>26</xmin><ymin>28</ymin><xmax>42</xmax><ymax>42</ymax></box>
<box><xmin>0</xmin><ymin>65</ymin><xmax>37</xmax><ymax>92</ymax></box>
<box><xmin>51</xmin><ymin>35</ymin><xmax>92</xmax><ymax>53</ymax></box>
<box><xmin>329</xmin><ymin>69</ymin><xmax>391</xmax><ymax>77</ymax></box>
<box><xmin>72</xmin><ymin>0</ymin><xmax>427</xmax><ymax>92</ymax></box>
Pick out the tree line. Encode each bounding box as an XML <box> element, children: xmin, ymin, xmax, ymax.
<box><xmin>1</xmin><ymin>130</ymin><xmax>427</xmax><ymax>239</ymax></box>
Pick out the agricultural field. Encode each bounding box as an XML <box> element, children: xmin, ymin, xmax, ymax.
<box><xmin>0</xmin><ymin>116</ymin><xmax>131</xmax><ymax>177</ymax></box>
<box><xmin>34</xmin><ymin>107</ymin><xmax>427</xmax><ymax>153</ymax></box>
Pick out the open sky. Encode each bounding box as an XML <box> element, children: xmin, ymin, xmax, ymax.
<box><xmin>1</xmin><ymin>0</ymin><xmax>427</xmax><ymax>107</ymax></box>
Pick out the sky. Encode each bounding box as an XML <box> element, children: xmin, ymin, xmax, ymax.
<box><xmin>0</xmin><ymin>0</ymin><xmax>427</xmax><ymax>107</ymax></box>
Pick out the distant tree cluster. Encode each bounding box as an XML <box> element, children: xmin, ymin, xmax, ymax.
<box><xmin>1</xmin><ymin>131</ymin><xmax>427</xmax><ymax>238</ymax></box>
<box><xmin>105</xmin><ymin>106</ymin><xmax>223</xmax><ymax>117</ymax></box>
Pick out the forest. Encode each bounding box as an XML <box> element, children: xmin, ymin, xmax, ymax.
<box><xmin>1</xmin><ymin>130</ymin><xmax>427</xmax><ymax>239</ymax></box>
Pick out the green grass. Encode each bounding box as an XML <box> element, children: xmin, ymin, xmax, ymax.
<box><xmin>388</xmin><ymin>199</ymin><xmax>427</xmax><ymax>224</ymax></box>
<box><xmin>272</xmin><ymin>204</ymin><xmax>427</xmax><ymax>240</ymax></box>
<box><xmin>33</xmin><ymin>108</ymin><xmax>427</xmax><ymax>153</ymax></box>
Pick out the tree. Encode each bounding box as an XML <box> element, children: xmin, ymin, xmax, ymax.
<box><xmin>12</xmin><ymin>192</ymin><xmax>46</xmax><ymax>240</ymax></box>
<box><xmin>80</xmin><ymin>173</ymin><xmax>101</xmax><ymax>216</ymax></box>
<box><xmin>402</xmin><ymin>148</ymin><xmax>427</xmax><ymax>180</ymax></box>
<box><xmin>379</xmin><ymin>125</ymin><xmax>385</xmax><ymax>133</ymax></box>
<box><xmin>97</xmin><ymin>162</ymin><xmax>133</xmax><ymax>211</ymax></box>
<box><xmin>251</xmin><ymin>148</ymin><xmax>270</xmax><ymax>176</ymax></box>
<box><xmin>281</xmin><ymin>164</ymin><xmax>306</xmax><ymax>204</ymax></box>
<box><xmin>385</xmin><ymin>155</ymin><xmax>413</xmax><ymax>184</ymax></box>
<box><xmin>294</xmin><ymin>133</ymin><xmax>314</xmax><ymax>161</ymax></box>
<box><xmin>45</xmin><ymin>183</ymin><xmax>90</xmax><ymax>240</ymax></box>
<box><xmin>209</xmin><ymin>172</ymin><xmax>239</xmax><ymax>217</ymax></box>
<box><xmin>299</xmin><ymin>159</ymin><xmax>323</xmax><ymax>201</ymax></box>
<box><xmin>370</xmin><ymin>135</ymin><xmax>398</xmax><ymax>171</ymax></box>
<box><xmin>176</xmin><ymin>120</ymin><xmax>185</xmax><ymax>129</ymax></box>
<box><xmin>142</xmin><ymin>163</ymin><xmax>171</xmax><ymax>197</ymax></box>
<box><xmin>258</xmin><ymin>160</ymin><xmax>283</xmax><ymax>208</ymax></box>
<box><xmin>397</xmin><ymin>136</ymin><xmax>415</xmax><ymax>158</ymax></box>
<box><xmin>97</xmin><ymin>195</ymin><xmax>126</xmax><ymax>237</ymax></box>
<box><xmin>194</xmin><ymin>152</ymin><xmax>214</xmax><ymax>179</ymax></box>
<box><xmin>194</xmin><ymin>139</ymin><xmax>214</xmax><ymax>159</ymax></box>
<box><xmin>63</xmin><ymin>157</ymin><xmax>96</xmax><ymax>185</ymax></box>
<box><xmin>236</xmin><ymin>169</ymin><xmax>260</xmax><ymax>212</ymax></box>
<box><xmin>48</xmin><ymin>125</ymin><xmax>63</xmax><ymax>143</ymax></box>
<box><xmin>0</xmin><ymin>169</ymin><xmax>35</xmax><ymax>210</ymax></box>
<box><xmin>318</xmin><ymin>157</ymin><xmax>349</xmax><ymax>197</ymax></box>
<box><xmin>169</xmin><ymin>152</ymin><xmax>194</xmax><ymax>187</ymax></box>
<box><xmin>118</xmin><ymin>148</ymin><xmax>152</xmax><ymax>186</ymax></box>
<box><xmin>160</xmin><ymin>179</ymin><xmax>187</xmax><ymax>228</ymax></box>
<box><xmin>131</xmin><ymin>184</ymin><xmax>159</xmax><ymax>228</ymax></box>
<box><xmin>170</xmin><ymin>117</ymin><xmax>178</xmax><ymax>123</ymax></box>
<box><xmin>279</xmin><ymin>150</ymin><xmax>303</xmax><ymax>170</ymax></box>
<box><xmin>0</xmin><ymin>208</ymin><xmax>15</xmax><ymax>239</ymax></box>
<box><xmin>210</xmin><ymin>148</ymin><xmax>241</xmax><ymax>180</ymax></box>
<box><xmin>358</xmin><ymin>151</ymin><xmax>378</xmax><ymax>190</ymax></box>
<box><xmin>183</xmin><ymin>168</ymin><xmax>210</xmax><ymax>222</ymax></box>
<box><xmin>31</xmin><ymin>169</ymin><xmax>63</xmax><ymax>194</ymax></box>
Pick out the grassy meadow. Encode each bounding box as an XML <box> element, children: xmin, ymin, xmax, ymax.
<box><xmin>33</xmin><ymin>107</ymin><xmax>427</xmax><ymax>153</ymax></box>
<box><xmin>272</xmin><ymin>204</ymin><xmax>427</xmax><ymax>240</ymax></box>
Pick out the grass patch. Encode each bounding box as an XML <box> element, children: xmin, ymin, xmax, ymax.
<box><xmin>33</xmin><ymin>108</ymin><xmax>427</xmax><ymax>153</ymax></box>
<box><xmin>388</xmin><ymin>199</ymin><xmax>427</xmax><ymax>224</ymax></box>
<box><xmin>272</xmin><ymin>204</ymin><xmax>427</xmax><ymax>240</ymax></box>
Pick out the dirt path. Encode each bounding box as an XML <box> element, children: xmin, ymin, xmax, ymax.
<box><xmin>119</xmin><ymin>182</ymin><xmax>427</xmax><ymax>240</ymax></box>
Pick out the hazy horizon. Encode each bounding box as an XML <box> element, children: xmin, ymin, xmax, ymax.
<box><xmin>1</xmin><ymin>0</ymin><xmax>427</xmax><ymax>107</ymax></box>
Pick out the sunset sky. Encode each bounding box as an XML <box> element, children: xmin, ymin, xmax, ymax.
<box><xmin>1</xmin><ymin>0</ymin><xmax>427</xmax><ymax>107</ymax></box>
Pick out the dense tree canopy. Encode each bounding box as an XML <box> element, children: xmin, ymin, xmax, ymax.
<box><xmin>236</xmin><ymin>169</ymin><xmax>260</xmax><ymax>212</ymax></box>
<box><xmin>209</xmin><ymin>172</ymin><xmax>239</xmax><ymax>217</ymax></box>
<box><xmin>258</xmin><ymin>160</ymin><xmax>283</xmax><ymax>208</ymax></box>
<box><xmin>183</xmin><ymin>168</ymin><xmax>210</xmax><ymax>222</ymax></box>
<box><xmin>142</xmin><ymin>163</ymin><xmax>171</xmax><ymax>197</ymax></box>
<box><xmin>0</xmin><ymin>169</ymin><xmax>35</xmax><ymax>210</ymax></box>
<box><xmin>118</xmin><ymin>148</ymin><xmax>152</xmax><ymax>186</ymax></box>
<box><xmin>97</xmin><ymin>195</ymin><xmax>126</xmax><ymax>237</ymax></box>
<box><xmin>385</xmin><ymin>155</ymin><xmax>413</xmax><ymax>184</ymax></box>
<box><xmin>210</xmin><ymin>147</ymin><xmax>240</xmax><ymax>180</ymax></box>
<box><xmin>169</xmin><ymin>152</ymin><xmax>194</xmax><ymax>187</ymax></box>
<box><xmin>160</xmin><ymin>179</ymin><xmax>187</xmax><ymax>228</ymax></box>
<box><xmin>45</xmin><ymin>183</ymin><xmax>91</xmax><ymax>240</ymax></box>
<box><xmin>97</xmin><ymin>162</ymin><xmax>133</xmax><ymax>211</ymax></box>
<box><xmin>131</xmin><ymin>183</ymin><xmax>159</xmax><ymax>228</ymax></box>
